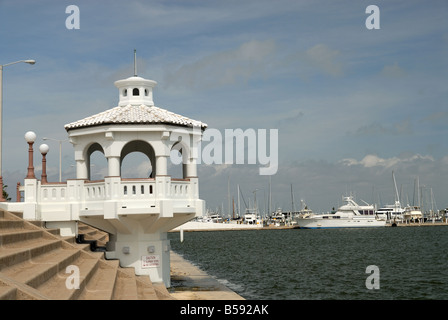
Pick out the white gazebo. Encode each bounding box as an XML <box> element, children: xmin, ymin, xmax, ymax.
<box><xmin>4</xmin><ymin>70</ymin><xmax>207</xmax><ymax>287</ymax></box>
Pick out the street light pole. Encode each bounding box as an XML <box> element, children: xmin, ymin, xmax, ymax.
<box><xmin>0</xmin><ymin>60</ymin><xmax>36</xmax><ymax>201</ymax></box>
<box><xmin>43</xmin><ymin>137</ymin><xmax>67</xmax><ymax>182</ymax></box>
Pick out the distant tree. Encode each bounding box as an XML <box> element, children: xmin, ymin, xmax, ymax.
<box><xmin>2</xmin><ymin>184</ymin><xmax>11</xmax><ymax>201</ymax></box>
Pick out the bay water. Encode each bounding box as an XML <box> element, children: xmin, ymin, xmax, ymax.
<box><xmin>168</xmin><ymin>226</ymin><xmax>448</xmax><ymax>300</ymax></box>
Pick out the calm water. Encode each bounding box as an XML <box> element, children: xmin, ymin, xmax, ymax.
<box><xmin>168</xmin><ymin>226</ymin><xmax>448</xmax><ymax>300</ymax></box>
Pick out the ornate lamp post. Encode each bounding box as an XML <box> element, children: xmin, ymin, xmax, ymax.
<box><xmin>24</xmin><ymin>131</ymin><xmax>37</xmax><ymax>179</ymax></box>
<box><xmin>39</xmin><ymin>144</ymin><xmax>49</xmax><ymax>183</ymax></box>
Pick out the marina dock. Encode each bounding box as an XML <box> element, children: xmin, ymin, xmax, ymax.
<box><xmin>386</xmin><ymin>221</ymin><xmax>448</xmax><ymax>227</ymax></box>
<box><xmin>172</xmin><ymin>221</ymin><xmax>448</xmax><ymax>232</ymax></box>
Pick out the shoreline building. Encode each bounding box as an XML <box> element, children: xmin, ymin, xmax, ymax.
<box><xmin>1</xmin><ymin>69</ymin><xmax>207</xmax><ymax>288</ymax></box>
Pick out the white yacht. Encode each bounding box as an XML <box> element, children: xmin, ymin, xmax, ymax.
<box><xmin>403</xmin><ymin>206</ymin><xmax>423</xmax><ymax>223</ymax></box>
<box><xmin>376</xmin><ymin>201</ymin><xmax>405</xmax><ymax>222</ymax></box>
<box><xmin>269</xmin><ymin>208</ymin><xmax>286</xmax><ymax>226</ymax></box>
<box><xmin>296</xmin><ymin>196</ymin><xmax>386</xmax><ymax>229</ymax></box>
<box><xmin>243</xmin><ymin>209</ymin><xmax>262</xmax><ymax>225</ymax></box>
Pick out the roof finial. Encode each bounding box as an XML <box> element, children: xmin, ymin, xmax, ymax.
<box><xmin>134</xmin><ymin>49</ymin><xmax>137</xmax><ymax>77</ymax></box>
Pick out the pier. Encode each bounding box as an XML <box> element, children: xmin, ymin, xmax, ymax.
<box><xmin>386</xmin><ymin>221</ymin><xmax>448</xmax><ymax>227</ymax></box>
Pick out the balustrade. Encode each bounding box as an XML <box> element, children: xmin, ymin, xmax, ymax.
<box><xmin>35</xmin><ymin>177</ymin><xmax>194</xmax><ymax>203</ymax></box>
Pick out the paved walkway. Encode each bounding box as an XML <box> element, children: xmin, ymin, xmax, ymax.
<box><xmin>169</xmin><ymin>251</ymin><xmax>245</xmax><ymax>300</ymax></box>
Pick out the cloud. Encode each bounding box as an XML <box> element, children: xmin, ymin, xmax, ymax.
<box><xmin>207</xmin><ymin>164</ymin><xmax>234</xmax><ymax>177</ymax></box>
<box><xmin>305</xmin><ymin>44</ymin><xmax>343</xmax><ymax>77</ymax></box>
<box><xmin>163</xmin><ymin>39</ymin><xmax>276</xmax><ymax>90</ymax></box>
<box><xmin>275</xmin><ymin>111</ymin><xmax>305</xmax><ymax>128</ymax></box>
<box><xmin>353</xmin><ymin>120</ymin><xmax>413</xmax><ymax>136</ymax></box>
<box><xmin>341</xmin><ymin>154</ymin><xmax>434</xmax><ymax>169</ymax></box>
<box><xmin>381</xmin><ymin>62</ymin><xmax>406</xmax><ymax>78</ymax></box>
<box><xmin>422</xmin><ymin>111</ymin><xmax>448</xmax><ymax>125</ymax></box>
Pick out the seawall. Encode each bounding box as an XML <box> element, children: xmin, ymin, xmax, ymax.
<box><xmin>169</xmin><ymin>251</ymin><xmax>245</xmax><ymax>300</ymax></box>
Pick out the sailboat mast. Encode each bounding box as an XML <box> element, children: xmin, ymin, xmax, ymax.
<box><xmin>290</xmin><ymin>184</ymin><xmax>295</xmax><ymax>217</ymax></box>
<box><xmin>228</xmin><ymin>176</ymin><xmax>231</xmax><ymax>218</ymax></box>
<box><xmin>237</xmin><ymin>184</ymin><xmax>241</xmax><ymax>218</ymax></box>
<box><xmin>392</xmin><ymin>171</ymin><xmax>400</xmax><ymax>205</ymax></box>
<box><xmin>269</xmin><ymin>176</ymin><xmax>272</xmax><ymax>215</ymax></box>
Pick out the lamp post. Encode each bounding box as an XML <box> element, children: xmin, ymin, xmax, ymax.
<box><xmin>0</xmin><ymin>59</ymin><xmax>36</xmax><ymax>201</ymax></box>
<box><xmin>39</xmin><ymin>144</ymin><xmax>49</xmax><ymax>184</ymax></box>
<box><xmin>42</xmin><ymin>137</ymin><xmax>67</xmax><ymax>182</ymax></box>
<box><xmin>24</xmin><ymin>131</ymin><xmax>37</xmax><ymax>179</ymax></box>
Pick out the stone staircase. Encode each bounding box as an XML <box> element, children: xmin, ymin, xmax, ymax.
<box><xmin>0</xmin><ymin>209</ymin><xmax>174</xmax><ymax>300</ymax></box>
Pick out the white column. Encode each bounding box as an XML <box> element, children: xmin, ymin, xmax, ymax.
<box><xmin>76</xmin><ymin>160</ymin><xmax>88</xmax><ymax>179</ymax></box>
<box><xmin>107</xmin><ymin>156</ymin><xmax>121</xmax><ymax>177</ymax></box>
<box><xmin>185</xmin><ymin>158</ymin><xmax>197</xmax><ymax>178</ymax></box>
<box><xmin>155</xmin><ymin>155</ymin><xmax>168</xmax><ymax>176</ymax></box>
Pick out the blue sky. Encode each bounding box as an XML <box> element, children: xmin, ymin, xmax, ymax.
<box><xmin>1</xmin><ymin>0</ymin><xmax>447</xmax><ymax>214</ymax></box>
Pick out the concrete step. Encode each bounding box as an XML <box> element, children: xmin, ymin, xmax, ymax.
<box><xmin>0</xmin><ymin>209</ymin><xmax>167</xmax><ymax>300</ymax></box>
<box><xmin>112</xmin><ymin>268</ymin><xmax>139</xmax><ymax>300</ymax></box>
<box><xmin>1</xmin><ymin>247</ymin><xmax>81</xmax><ymax>289</ymax></box>
<box><xmin>28</xmin><ymin>220</ymin><xmax>45</xmax><ymax>228</ymax></box>
<box><xmin>135</xmin><ymin>275</ymin><xmax>160</xmax><ymax>300</ymax></box>
<box><xmin>0</xmin><ymin>229</ymin><xmax>45</xmax><ymax>246</ymax></box>
<box><xmin>78</xmin><ymin>260</ymin><xmax>119</xmax><ymax>300</ymax></box>
<box><xmin>78</xmin><ymin>223</ymin><xmax>109</xmax><ymax>247</ymax></box>
<box><xmin>0</xmin><ymin>275</ymin><xmax>51</xmax><ymax>300</ymax></box>
<box><xmin>0</xmin><ymin>283</ymin><xmax>16</xmax><ymax>300</ymax></box>
<box><xmin>0</xmin><ymin>238</ymin><xmax>62</xmax><ymax>270</ymax></box>
<box><xmin>0</xmin><ymin>220</ymin><xmax>25</xmax><ymax>230</ymax></box>
<box><xmin>35</xmin><ymin>251</ymin><xmax>100</xmax><ymax>300</ymax></box>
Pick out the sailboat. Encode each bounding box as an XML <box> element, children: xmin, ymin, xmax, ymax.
<box><xmin>376</xmin><ymin>171</ymin><xmax>405</xmax><ymax>223</ymax></box>
<box><xmin>403</xmin><ymin>177</ymin><xmax>423</xmax><ymax>223</ymax></box>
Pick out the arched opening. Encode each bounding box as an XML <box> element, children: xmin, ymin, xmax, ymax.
<box><xmin>85</xmin><ymin>143</ymin><xmax>107</xmax><ymax>180</ymax></box>
<box><xmin>123</xmin><ymin>89</ymin><xmax>128</xmax><ymax>97</ymax></box>
<box><xmin>170</xmin><ymin>141</ymin><xmax>189</xmax><ymax>179</ymax></box>
<box><xmin>120</xmin><ymin>140</ymin><xmax>155</xmax><ymax>178</ymax></box>
<box><xmin>121</xmin><ymin>152</ymin><xmax>152</xmax><ymax>178</ymax></box>
<box><xmin>132</xmin><ymin>88</ymin><xmax>139</xmax><ymax>96</ymax></box>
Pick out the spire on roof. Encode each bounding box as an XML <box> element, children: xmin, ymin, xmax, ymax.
<box><xmin>134</xmin><ymin>49</ymin><xmax>137</xmax><ymax>77</ymax></box>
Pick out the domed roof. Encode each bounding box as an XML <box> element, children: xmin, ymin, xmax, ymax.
<box><xmin>65</xmin><ymin>72</ymin><xmax>207</xmax><ymax>131</ymax></box>
<box><xmin>64</xmin><ymin>104</ymin><xmax>207</xmax><ymax>130</ymax></box>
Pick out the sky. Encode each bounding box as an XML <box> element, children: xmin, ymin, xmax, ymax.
<box><xmin>0</xmin><ymin>0</ymin><xmax>447</xmax><ymax>215</ymax></box>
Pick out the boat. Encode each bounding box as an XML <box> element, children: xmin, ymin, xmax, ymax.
<box><xmin>376</xmin><ymin>202</ymin><xmax>405</xmax><ymax>222</ymax></box>
<box><xmin>403</xmin><ymin>206</ymin><xmax>423</xmax><ymax>223</ymax></box>
<box><xmin>209</xmin><ymin>213</ymin><xmax>224</xmax><ymax>223</ymax></box>
<box><xmin>403</xmin><ymin>177</ymin><xmax>423</xmax><ymax>223</ymax></box>
<box><xmin>296</xmin><ymin>196</ymin><xmax>386</xmax><ymax>229</ymax></box>
<box><xmin>268</xmin><ymin>208</ymin><xmax>286</xmax><ymax>226</ymax></box>
<box><xmin>295</xmin><ymin>199</ymin><xmax>314</xmax><ymax>218</ymax></box>
<box><xmin>195</xmin><ymin>211</ymin><xmax>224</xmax><ymax>223</ymax></box>
<box><xmin>243</xmin><ymin>208</ymin><xmax>263</xmax><ymax>225</ymax></box>
<box><xmin>376</xmin><ymin>172</ymin><xmax>405</xmax><ymax>222</ymax></box>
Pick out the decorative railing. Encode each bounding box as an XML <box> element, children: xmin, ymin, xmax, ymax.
<box><xmin>30</xmin><ymin>177</ymin><xmax>195</xmax><ymax>204</ymax></box>
<box><xmin>121</xmin><ymin>178</ymin><xmax>156</xmax><ymax>199</ymax></box>
<box><xmin>40</xmin><ymin>183</ymin><xmax>68</xmax><ymax>202</ymax></box>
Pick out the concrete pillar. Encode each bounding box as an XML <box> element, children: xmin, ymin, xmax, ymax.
<box><xmin>22</xmin><ymin>178</ymin><xmax>37</xmax><ymax>220</ymax></box>
<box><xmin>155</xmin><ymin>155</ymin><xmax>168</xmax><ymax>176</ymax></box>
<box><xmin>185</xmin><ymin>158</ymin><xmax>197</xmax><ymax>178</ymax></box>
<box><xmin>76</xmin><ymin>160</ymin><xmax>88</xmax><ymax>179</ymax></box>
<box><xmin>107</xmin><ymin>156</ymin><xmax>120</xmax><ymax>177</ymax></box>
<box><xmin>105</xmin><ymin>227</ymin><xmax>172</xmax><ymax>287</ymax></box>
